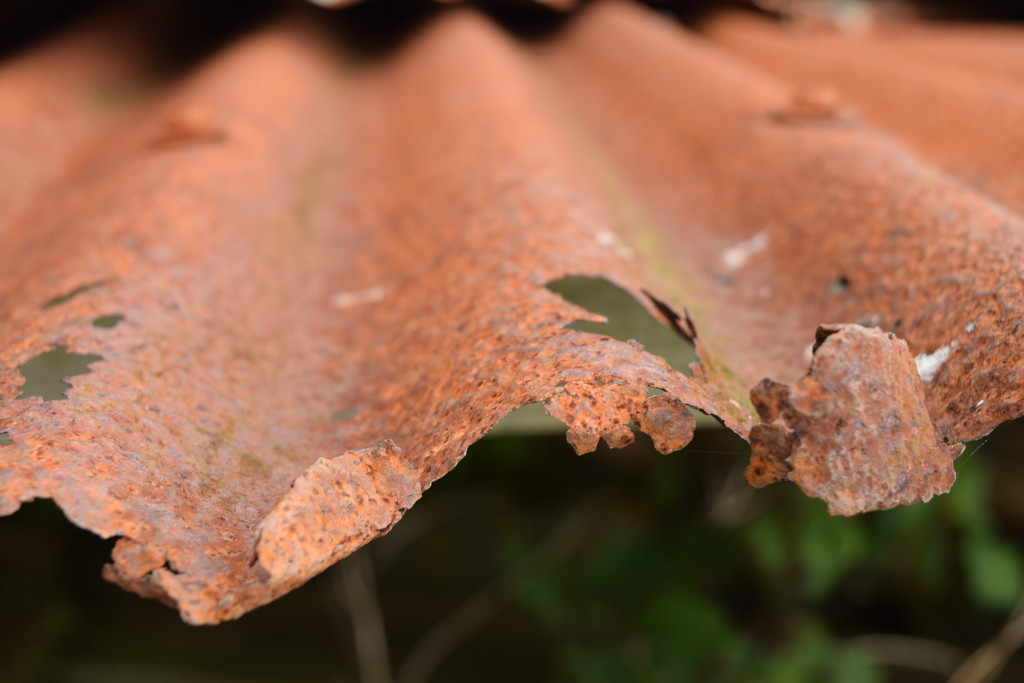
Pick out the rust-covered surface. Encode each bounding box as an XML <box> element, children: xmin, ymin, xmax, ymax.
<box><xmin>1</xmin><ymin>0</ymin><xmax>1023</xmax><ymax>623</ymax></box>
<box><xmin>700</xmin><ymin>9</ymin><xmax>1024</xmax><ymax>213</ymax></box>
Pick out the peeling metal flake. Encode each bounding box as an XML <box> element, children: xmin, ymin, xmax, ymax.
<box><xmin>747</xmin><ymin>325</ymin><xmax>959</xmax><ymax>516</ymax></box>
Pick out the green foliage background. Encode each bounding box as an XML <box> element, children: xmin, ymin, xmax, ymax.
<box><xmin>451</xmin><ymin>428</ymin><xmax>1024</xmax><ymax>683</ymax></box>
<box><xmin>5</xmin><ymin>420</ymin><xmax>1022</xmax><ymax>682</ymax></box>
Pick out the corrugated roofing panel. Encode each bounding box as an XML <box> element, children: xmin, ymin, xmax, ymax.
<box><xmin>1</xmin><ymin>0</ymin><xmax>1023</xmax><ymax>622</ymax></box>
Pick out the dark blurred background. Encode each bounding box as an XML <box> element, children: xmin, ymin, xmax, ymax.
<box><xmin>3</xmin><ymin>418</ymin><xmax>1024</xmax><ymax>682</ymax></box>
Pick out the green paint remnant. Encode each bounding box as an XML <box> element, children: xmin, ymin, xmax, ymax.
<box><xmin>42</xmin><ymin>282</ymin><xmax>105</xmax><ymax>309</ymax></box>
<box><xmin>18</xmin><ymin>346</ymin><xmax>104</xmax><ymax>400</ymax></box>
<box><xmin>332</xmin><ymin>408</ymin><xmax>358</xmax><ymax>421</ymax></box>
<box><xmin>0</xmin><ymin>432</ymin><xmax>11</xmax><ymax>446</ymax></box>
<box><xmin>92</xmin><ymin>314</ymin><xmax>125</xmax><ymax>328</ymax></box>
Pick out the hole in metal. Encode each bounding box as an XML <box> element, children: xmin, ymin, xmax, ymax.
<box><xmin>829</xmin><ymin>275</ymin><xmax>850</xmax><ymax>294</ymax></box>
<box><xmin>17</xmin><ymin>346</ymin><xmax>104</xmax><ymax>400</ymax></box>
<box><xmin>546</xmin><ymin>276</ymin><xmax>696</xmax><ymax>376</ymax></box>
<box><xmin>486</xmin><ymin>402</ymin><xmax>565</xmax><ymax>437</ymax></box>
<box><xmin>41</xmin><ymin>282</ymin><xmax>105</xmax><ymax>309</ymax></box>
<box><xmin>92</xmin><ymin>314</ymin><xmax>124</xmax><ymax>329</ymax></box>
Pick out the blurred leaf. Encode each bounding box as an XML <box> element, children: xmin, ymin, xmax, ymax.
<box><xmin>640</xmin><ymin>587</ymin><xmax>734</xmax><ymax>680</ymax></box>
<box><xmin>762</xmin><ymin>623</ymin><xmax>830</xmax><ymax>683</ymax></box>
<box><xmin>869</xmin><ymin>498</ymin><xmax>933</xmax><ymax>542</ymax></box>
<box><xmin>518</xmin><ymin>562</ymin><xmax>571</xmax><ymax>624</ymax></box>
<box><xmin>649</xmin><ymin>457</ymin><xmax>684</xmax><ymax>507</ymax></box>
<box><xmin>828</xmin><ymin>646</ymin><xmax>883</xmax><ymax>683</ymax></box>
<box><xmin>963</xmin><ymin>533</ymin><xmax>1024</xmax><ymax>611</ymax></box>
<box><xmin>796</xmin><ymin>504</ymin><xmax>868</xmax><ymax>601</ymax></box>
<box><xmin>910</xmin><ymin>539</ymin><xmax>949</xmax><ymax>593</ymax></box>
<box><xmin>866</xmin><ymin>501</ymin><xmax>953</xmax><ymax>596</ymax></box>
<box><xmin>745</xmin><ymin>515</ymin><xmax>787</xmax><ymax>580</ymax></box>
<box><xmin>944</xmin><ymin>454</ymin><xmax>991</xmax><ymax>535</ymax></box>
<box><xmin>581</xmin><ymin>536</ymin><xmax>666</xmax><ymax>608</ymax></box>
<box><xmin>760</xmin><ymin>624</ymin><xmax>882</xmax><ymax>683</ymax></box>
<box><xmin>560</xmin><ymin>642</ymin><xmax>633</xmax><ymax>683</ymax></box>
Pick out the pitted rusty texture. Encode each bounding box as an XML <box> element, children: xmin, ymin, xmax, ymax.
<box><xmin>2</xmin><ymin>0</ymin><xmax>1024</xmax><ymax>623</ymax></box>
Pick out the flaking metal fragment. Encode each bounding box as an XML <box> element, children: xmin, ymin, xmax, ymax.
<box><xmin>634</xmin><ymin>394</ymin><xmax>696</xmax><ymax>455</ymax></box>
<box><xmin>257</xmin><ymin>440</ymin><xmax>421</xmax><ymax>584</ymax></box>
<box><xmin>747</xmin><ymin>324</ymin><xmax>960</xmax><ymax>516</ymax></box>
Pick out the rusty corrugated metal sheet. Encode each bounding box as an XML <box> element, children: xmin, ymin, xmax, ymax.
<box><xmin>1</xmin><ymin>0</ymin><xmax>1023</xmax><ymax>623</ymax></box>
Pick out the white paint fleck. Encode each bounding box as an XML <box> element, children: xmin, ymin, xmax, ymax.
<box><xmin>566</xmin><ymin>204</ymin><xmax>634</xmax><ymax>261</ymax></box>
<box><xmin>596</xmin><ymin>230</ymin><xmax>634</xmax><ymax>261</ymax></box>
<box><xmin>915</xmin><ymin>344</ymin><xmax>952</xmax><ymax>382</ymax></box>
<box><xmin>728</xmin><ymin>399</ymin><xmax>742</xmax><ymax>409</ymax></box>
<box><xmin>976</xmin><ymin>399</ymin><xmax>986</xmax><ymax>408</ymax></box>
<box><xmin>332</xmin><ymin>286</ymin><xmax>385</xmax><ymax>309</ymax></box>
<box><xmin>965</xmin><ymin>321</ymin><xmax>976</xmax><ymax>333</ymax></box>
<box><xmin>721</xmin><ymin>232</ymin><xmax>769</xmax><ymax>270</ymax></box>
